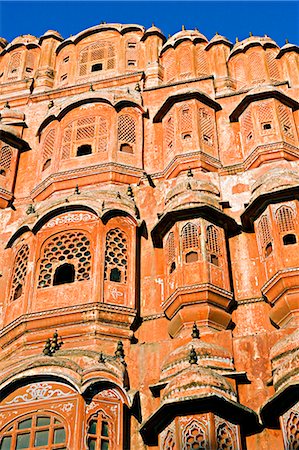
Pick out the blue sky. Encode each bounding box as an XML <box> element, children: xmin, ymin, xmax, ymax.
<box><xmin>0</xmin><ymin>1</ymin><xmax>298</xmax><ymax>47</ymax></box>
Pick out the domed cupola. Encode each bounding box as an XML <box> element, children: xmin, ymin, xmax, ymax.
<box><xmin>261</xmin><ymin>329</ymin><xmax>299</xmax><ymax>443</ymax></box>
<box><xmin>205</xmin><ymin>32</ymin><xmax>233</xmax><ymax>51</ymax></box>
<box><xmin>140</xmin><ymin>326</ymin><xmax>258</xmax><ymax>446</ymax></box>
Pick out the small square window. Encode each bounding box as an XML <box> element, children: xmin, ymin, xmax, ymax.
<box><xmin>63</xmin><ymin>56</ymin><xmax>69</xmax><ymax>63</ymax></box>
<box><xmin>128</xmin><ymin>42</ymin><xmax>136</xmax><ymax>49</ymax></box>
<box><xmin>91</xmin><ymin>63</ymin><xmax>103</xmax><ymax>72</ymax></box>
<box><xmin>127</xmin><ymin>60</ymin><xmax>136</xmax><ymax>67</ymax></box>
<box><xmin>247</xmin><ymin>132</ymin><xmax>253</xmax><ymax>142</ymax></box>
<box><xmin>262</xmin><ymin>122</ymin><xmax>272</xmax><ymax>130</ymax></box>
<box><xmin>61</xmin><ymin>74</ymin><xmax>67</xmax><ymax>81</ymax></box>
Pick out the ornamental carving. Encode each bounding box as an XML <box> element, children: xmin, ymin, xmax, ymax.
<box><xmin>5</xmin><ymin>383</ymin><xmax>72</xmax><ymax>404</ymax></box>
<box><xmin>45</xmin><ymin>212</ymin><xmax>96</xmax><ymax>228</ymax></box>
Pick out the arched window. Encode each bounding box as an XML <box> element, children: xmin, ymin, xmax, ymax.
<box><xmin>61</xmin><ymin>115</ymin><xmax>108</xmax><ymax>159</ymax></box>
<box><xmin>276</xmin><ymin>205</ymin><xmax>297</xmax><ymax>246</ymax></box>
<box><xmin>216</xmin><ymin>422</ymin><xmax>237</xmax><ymax>450</ymax></box>
<box><xmin>182</xmin><ymin>419</ymin><xmax>207</xmax><ymax>450</ymax></box>
<box><xmin>206</xmin><ymin>225</ymin><xmax>221</xmax><ymax>266</ymax></box>
<box><xmin>199</xmin><ymin>108</ymin><xmax>215</xmax><ymax>149</ymax></box>
<box><xmin>249</xmin><ymin>51</ymin><xmax>265</xmax><ymax>83</ymax></box>
<box><xmin>163</xmin><ymin>49</ymin><xmax>176</xmax><ymax>83</ymax></box>
<box><xmin>163</xmin><ymin>429</ymin><xmax>176</xmax><ymax>449</ymax></box>
<box><xmin>87</xmin><ymin>411</ymin><xmax>112</xmax><ymax>450</ymax></box>
<box><xmin>233</xmin><ymin>56</ymin><xmax>247</xmax><ymax>88</ymax></box>
<box><xmin>118</xmin><ymin>115</ymin><xmax>136</xmax><ymax>153</ymax></box>
<box><xmin>266</xmin><ymin>50</ymin><xmax>280</xmax><ymax>81</ymax></box>
<box><xmin>7</xmin><ymin>51</ymin><xmax>22</xmax><ymax>80</ymax></box>
<box><xmin>78</xmin><ymin>41</ymin><xmax>116</xmax><ymax>77</ymax></box>
<box><xmin>104</xmin><ymin>228</ymin><xmax>128</xmax><ymax>283</ymax></box>
<box><xmin>180</xmin><ymin>105</ymin><xmax>193</xmax><ymax>141</ymax></box>
<box><xmin>178</xmin><ymin>45</ymin><xmax>192</xmax><ymax>79</ymax></box>
<box><xmin>182</xmin><ymin>222</ymin><xmax>200</xmax><ymax>263</ymax></box>
<box><xmin>196</xmin><ymin>46</ymin><xmax>209</xmax><ymax>77</ymax></box>
<box><xmin>0</xmin><ymin>413</ymin><xmax>66</xmax><ymax>449</ymax></box>
<box><xmin>166</xmin><ymin>232</ymin><xmax>176</xmax><ymax>274</ymax></box>
<box><xmin>278</xmin><ymin>104</ymin><xmax>295</xmax><ymax>141</ymax></box>
<box><xmin>10</xmin><ymin>244</ymin><xmax>29</xmax><ymax>301</ymax></box>
<box><xmin>42</xmin><ymin>129</ymin><xmax>56</xmax><ymax>171</ymax></box>
<box><xmin>240</xmin><ymin>108</ymin><xmax>254</xmax><ymax>150</ymax></box>
<box><xmin>37</xmin><ymin>231</ymin><xmax>91</xmax><ymax>288</ymax></box>
<box><xmin>165</xmin><ymin>115</ymin><xmax>175</xmax><ymax>156</ymax></box>
<box><xmin>0</xmin><ymin>145</ymin><xmax>12</xmax><ymax>176</ymax></box>
<box><xmin>258</xmin><ymin>215</ymin><xmax>273</xmax><ymax>257</ymax></box>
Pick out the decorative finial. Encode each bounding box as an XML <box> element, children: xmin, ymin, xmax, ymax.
<box><xmin>89</xmin><ymin>83</ymin><xmax>94</xmax><ymax>92</ymax></box>
<box><xmin>215</xmin><ymin>31</ymin><xmax>219</xmax><ymax>35</ymax></box>
<box><xmin>48</xmin><ymin>100</ymin><xmax>54</xmax><ymax>109</ymax></box>
<box><xmin>26</xmin><ymin>204</ymin><xmax>35</xmax><ymax>215</ymax></box>
<box><xmin>191</xmin><ymin>322</ymin><xmax>200</xmax><ymax>339</ymax></box>
<box><xmin>127</xmin><ymin>185</ymin><xmax>134</xmax><ymax>198</ymax></box>
<box><xmin>194</xmin><ymin>27</ymin><xmax>198</xmax><ymax>31</ymax></box>
<box><xmin>189</xmin><ymin>346</ymin><xmax>198</xmax><ymax>365</ymax></box>
<box><xmin>42</xmin><ymin>331</ymin><xmax>63</xmax><ymax>356</ymax></box>
<box><xmin>187</xmin><ymin>182</ymin><xmax>192</xmax><ymax>190</ymax></box>
<box><xmin>249</xmin><ymin>31</ymin><xmax>253</xmax><ymax>37</ymax></box>
<box><xmin>168</xmin><ymin>34</ymin><xmax>171</xmax><ymax>39</ymax></box>
<box><xmin>236</xmin><ymin>37</ymin><xmax>239</xmax><ymax>43</ymax></box>
<box><xmin>152</xmin><ymin>22</ymin><xmax>155</xmax><ymax>27</ymax></box>
<box><xmin>115</xmin><ymin>340</ymin><xmax>125</xmax><ymax>359</ymax></box>
<box><xmin>285</xmin><ymin>38</ymin><xmax>289</xmax><ymax>44</ymax></box>
<box><xmin>182</xmin><ymin>25</ymin><xmax>185</xmax><ymax>31</ymax></box>
<box><xmin>135</xmin><ymin>82</ymin><xmax>141</xmax><ymax>92</ymax></box>
<box><xmin>74</xmin><ymin>184</ymin><xmax>80</xmax><ymax>195</ymax></box>
<box><xmin>4</xmin><ymin>101</ymin><xmax>10</xmax><ymax>109</ymax></box>
<box><xmin>99</xmin><ymin>352</ymin><xmax>105</xmax><ymax>363</ymax></box>
<box><xmin>187</xmin><ymin>167</ymin><xmax>193</xmax><ymax>177</ymax></box>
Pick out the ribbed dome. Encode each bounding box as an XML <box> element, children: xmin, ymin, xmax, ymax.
<box><xmin>161</xmin><ymin>339</ymin><xmax>234</xmax><ymax>381</ymax></box>
<box><xmin>162</xmin><ymin>28</ymin><xmax>207</xmax><ymax>52</ymax></box>
<box><xmin>43</xmin><ymin>30</ymin><xmax>63</xmax><ymax>39</ymax></box>
<box><xmin>230</xmin><ymin>34</ymin><xmax>278</xmax><ymax>57</ymax></box>
<box><xmin>0</xmin><ymin>104</ymin><xmax>25</xmax><ymax>121</ymax></box>
<box><xmin>10</xmin><ymin>34</ymin><xmax>38</xmax><ymax>46</ymax></box>
<box><xmin>162</xmin><ymin>365</ymin><xmax>237</xmax><ymax>403</ymax></box>
<box><xmin>206</xmin><ymin>33</ymin><xmax>233</xmax><ymax>50</ymax></box>
<box><xmin>142</xmin><ymin>25</ymin><xmax>165</xmax><ymax>42</ymax></box>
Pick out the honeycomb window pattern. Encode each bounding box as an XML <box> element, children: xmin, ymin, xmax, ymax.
<box><xmin>249</xmin><ymin>51</ymin><xmax>266</xmax><ymax>83</ymax></box>
<box><xmin>179</xmin><ymin>46</ymin><xmax>192</xmax><ymax>79</ymax></box>
<box><xmin>7</xmin><ymin>52</ymin><xmax>22</xmax><ymax>80</ymax></box>
<box><xmin>163</xmin><ymin>50</ymin><xmax>176</xmax><ymax>83</ymax></box>
<box><xmin>196</xmin><ymin>46</ymin><xmax>209</xmax><ymax>77</ymax></box>
<box><xmin>266</xmin><ymin>50</ymin><xmax>280</xmax><ymax>81</ymax></box>
<box><xmin>199</xmin><ymin>108</ymin><xmax>215</xmax><ymax>148</ymax></box>
<box><xmin>104</xmin><ymin>228</ymin><xmax>128</xmax><ymax>283</ymax></box>
<box><xmin>276</xmin><ymin>206</ymin><xmax>296</xmax><ymax>233</ymax></box>
<box><xmin>216</xmin><ymin>422</ymin><xmax>236</xmax><ymax>450</ymax></box>
<box><xmin>165</xmin><ymin>115</ymin><xmax>175</xmax><ymax>155</ymax></box>
<box><xmin>42</xmin><ymin>129</ymin><xmax>56</xmax><ymax>170</ymax></box>
<box><xmin>117</xmin><ymin>115</ymin><xmax>136</xmax><ymax>151</ymax></box>
<box><xmin>180</xmin><ymin>105</ymin><xmax>193</xmax><ymax>137</ymax></box>
<box><xmin>37</xmin><ymin>231</ymin><xmax>91</xmax><ymax>288</ymax></box>
<box><xmin>163</xmin><ymin>430</ymin><xmax>175</xmax><ymax>450</ymax></box>
<box><xmin>182</xmin><ymin>421</ymin><xmax>207</xmax><ymax>450</ymax></box>
<box><xmin>278</xmin><ymin>104</ymin><xmax>295</xmax><ymax>141</ymax></box>
<box><xmin>78</xmin><ymin>41</ymin><xmax>116</xmax><ymax>77</ymax></box>
<box><xmin>0</xmin><ymin>145</ymin><xmax>12</xmax><ymax>175</ymax></box>
<box><xmin>286</xmin><ymin>411</ymin><xmax>299</xmax><ymax>450</ymax></box>
<box><xmin>166</xmin><ymin>232</ymin><xmax>176</xmax><ymax>265</ymax></box>
<box><xmin>241</xmin><ymin>108</ymin><xmax>254</xmax><ymax>148</ymax></box>
<box><xmin>10</xmin><ymin>244</ymin><xmax>29</xmax><ymax>301</ymax></box>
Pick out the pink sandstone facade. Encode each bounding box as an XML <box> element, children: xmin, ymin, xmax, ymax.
<box><xmin>0</xmin><ymin>22</ymin><xmax>298</xmax><ymax>449</ymax></box>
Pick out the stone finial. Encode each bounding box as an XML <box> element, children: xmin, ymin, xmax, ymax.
<box><xmin>182</xmin><ymin>25</ymin><xmax>186</xmax><ymax>31</ymax></box>
<box><xmin>43</xmin><ymin>338</ymin><xmax>52</xmax><ymax>356</ymax></box>
<box><xmin>189</xmin><ymin>346</ymin><xmax>198</xmax><ymax>365</ymax></box>
<box><xmin>4</xmin><ymin>101</ymin><xmax>10</xmax><ymax>109</ymax></box>
<box><xmin>285</xmin><ymin>38</ymin><xmax>289</xmax><ymax>44</ymax></box>
<box><xmin>48</xmin><ymin>100</ymin><xmax>54</xmax><ymax>109</ymax></box>
<box><xmin>127</xmin><ymin>185</ymin><xmax>134</xmax><ymax>198</ymax></box>
<box><xmin>187</xmin><ymin>167</ymin><xmax>193</xmax><ymax>178</ymax></box>
<box><xmin>215</xmin><ymin>31</ymin><xmax>219</xmax><ymax>35</ymax></box>
<box><xmin>249</xmin><ymin>31</ymin><xmax>253</xmax><ymax>37</ymax></box>
<box><xmin>236</xmin><ymin>37</ymin><xmax>239</xmax><ymax>43</ymax></box>
<box><xmin>74</xmin><ymin>184</ymin><xmax>80</xmax><ymax>195</ymax></box>
<box><xmin>99</xmin><ymin>352</ymin><xmax>105</xmax><ymax>363</ymax></box>
<box><xmin>135</xmin><ymin>82</ymin><xmax>141</xmax><ymax>92</ymax></box>
<box><xmin>115</xmin><ymin>340</ymin><xmax>125</xmax><ymax>359</ymax></box>
<box><xmin>152</xmin><ymin>23</ymin><xmax>155</xmax><ymax>27</ymax></box>
<box><xmin>191</xmin><ymin>322</ymin><xmax>200</xmax><ymax>339</ymax></box>
<box><xmin>89</xmin><ymin>83</ymin><xmax>94</xmax><ymax>92</ymax></box>
<box><xmin>42</xmin><ymin>331</ymin><xmax>63</xmax><ymax>356</ymax></box>
<box><xmin>168</xmin><ymin>34</ymin><xmax>171</xmax><ymax>39</ymax></box>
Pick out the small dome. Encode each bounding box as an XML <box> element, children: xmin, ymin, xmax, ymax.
<box><xmin>162</xmin><ymin>365</ymin><xmax>237</xmax><ymax>403</ymax></box>
<box><xmin>161</xmin><ymin>339</ymin><xmax>234</xmax><ymax>382</ymax></box>
<box><xmin>164</xmin><ymin>178</ymin><xmax>221</xmax><ymax>213</ymax></box>
<box><xmin>230</xmin><ymin>34</ymin><xmax>278</xmax><ymax>57</ymax></box>
<box><xmin>250</xmin><ymin>167</ymin><xmax>299</xmax><ymax>200</ymax></box>
<box><xmin>141</xmin><ymin>25</ymin><xmax>166</xmax><ymax>42</ymax></box>
<box><xmin>277</xmin><ymin>42</ymin><xmax>299</xmax><ymax>59</ymax></box>
<box><xmin>162</xmin><ymin>28</ymin><xmax>207</xmax><ymax>52</ymax></box>
<box><xmin>206</xmin><ymin>33</ymin><xmax>233</xmax><ymax>50</ymax></box>
<box><xmin>43</xmin><ymin>29</ymin><xmax>63</xmax><ymax>39</ymax></box>
<box><xmin>0</xmin><ymin>104</ymin><xmax>25</xmax><ymax>121</ymax></box>
<box><xmin>10</xmin><ymin>34</ymin><xmax>38</xmax><ymax>46</ymax></box>
<box><xmin>270</xmin><ymin>329</ymin><xmax>299</xmax><ymax>362</ymax></box>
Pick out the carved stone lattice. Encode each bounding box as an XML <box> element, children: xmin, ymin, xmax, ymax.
<box><xmin>10</xmin><ymin>244</ymin><xmax>29</xmax><ymax>301</ymax></box>
<box><xmin>286</xmin><ymin>410</ymin><xmax>299</xmax><ymax>450</ymax></box>
<box><xmin>216</xmin><ymin>422</ymin><xmax>236</xmax><ymax>450</ymax></box>
<box><xmin>163</xmin><ymin>429</ymin><xmax>176</xmax><ymax>449</ymax></box>
<box><xmin>104</xmin><ymin>228</ymin><xmax>128</xmax><ymax>283</ymax></box>
<box><xmin>38</xmin><ymin>231</ymin><xmax>91</xmax><ymax>288</ymax></box>
<box><xmin>182</xmin><ymin>420</ymin><xmax>207</xmax><ymax>450</ymax></box>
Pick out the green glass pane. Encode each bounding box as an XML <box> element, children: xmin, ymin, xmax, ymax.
<box><xmin>54</xmin><ymin>418</ymin><xmax>61</xmax><ymax>424</ymax></box>
<box><xmin>35</xmin><ymin>430</ymin><xmax>49</xmax><ymax>446</ymax></box>
<box><xmin>54</xmin><ymin>428</ymin><xmax>66</xmax><ymax>444</ymax></box>
<box><xmin>0</xmin><ymin>436</ymin><xmax>12</xmax><ymax>450</ymax></box>
<box><xmin>101</xmin><ymin>440</ymin><xmax>109</xmax><ymax>450</ymax></box>
<box><xmin>88</xmin><ymin>420</ymin><xmax>97</xmax><ymax>434</ymax></box>
<box><xmin>18</xmin><ymin>419</ymin><xmax>32</xmax><ymax>430</ymax></box>
<box><xmin>16</xmin><ymin>433</ymin><xmax>30</xmax><ymax>449</ymax></box>
<box><xmin>36</xmin><ymin>416</ymin><xmax>51</xmax><ymax>427</ymax></box>
<box><xmin>101</xmin><ymin>421</ymin><xmax>109</xmax><ymax>437</ymax></box>
<box><xmin>88</xmin><ymin>438</ymin><xmax>96</xmax><ymax>450</ymax></box>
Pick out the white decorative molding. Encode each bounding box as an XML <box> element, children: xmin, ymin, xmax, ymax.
<box><xmin>109</xmin><ymin>286</ymin><xmax>124</xmax><ymax>300</ymax></box>
<box><xmin>45</xmin><ymin>212</ymin><xmax>95</xmax><ymax>228</ymax></box>
<box><xmin>6</xmin><ymin>383</ymin><xmax>70</xmax><ymax>404</ymax></box>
